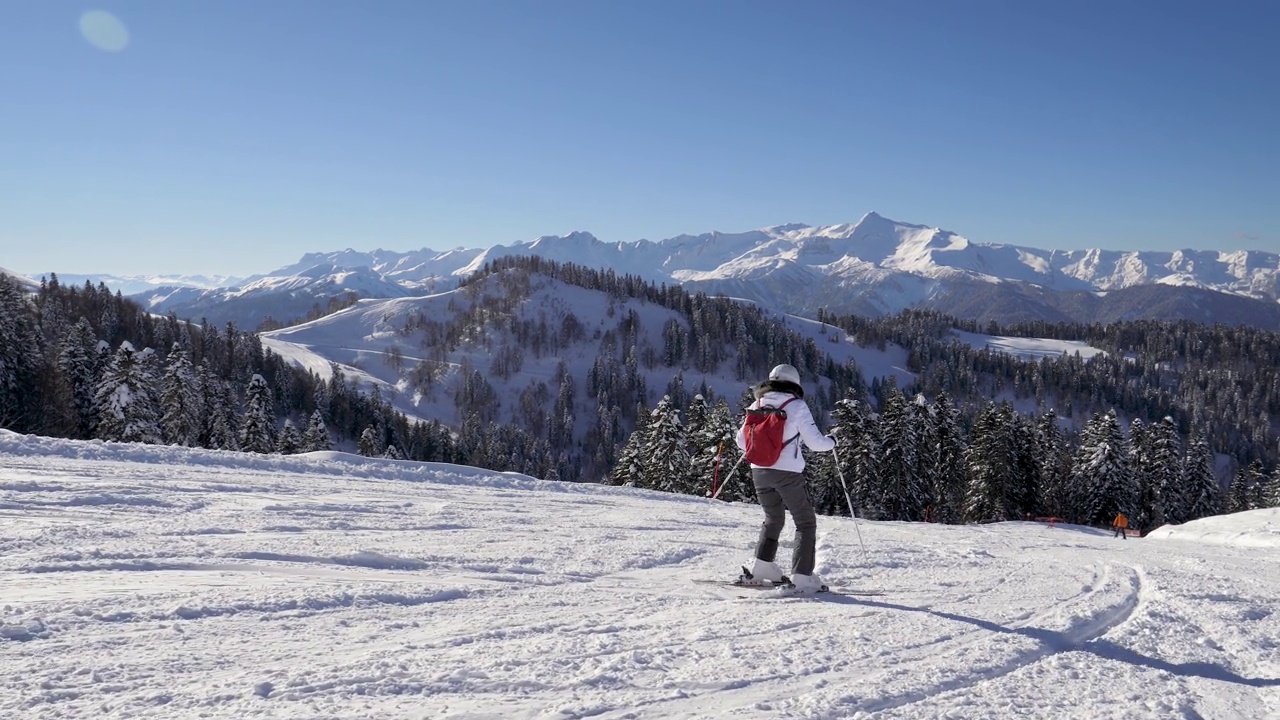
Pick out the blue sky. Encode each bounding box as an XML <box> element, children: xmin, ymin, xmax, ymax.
<box><xmin>3</xmin><ymin>1</ymin><xmax>1276</xmax><ymax>277</ymax></box>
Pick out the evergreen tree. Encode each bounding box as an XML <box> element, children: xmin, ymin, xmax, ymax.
<box><xmin>1182</xmin><ymin>429</ymin><xmax>1220</xmax><ymax>521</ymax></box>
<box><xmin>964</xmin><ymin>402</ymin><xmax>1019</xmax><ymax>523</ymax></box>
<box><xmin>238</xmin><ymin>373</ymin><xmax>276</xmax><ymax>453</ymax></box>
<box><xmin>609</xmin><ymin>419</ymin><xmax>647</xmax><ymax>487</ymax></box>
<box><xmin>1008</xmin><ymin>410</ymin><xmax>1042</xmax><ymax>518</ymax></box>
<box><xmin>689</xmin><ymin>398</ymin><xmax>736</xmax><ymax>498</ymax></box>
<box><xmin>159</xmin><ymin>345</ymin><xmax>202</xmax><ymax>447</ymax></box>
<box><xmin>358</xmin><ymin>426</ymin><xmax>382</xmax><ymax>457</ymax></box>
<box><xmin>637</xmin><ymin>395</ymin><xmax>691</xmax><ymax>494</ymax></box>
<box><xmin>1036</xmin><ymin>409</ymin><xmax>1071</xmax><ymax>519</ymax></box>
<box><xmin>1263</xmin><ymin>465</ymin><xmax>1280</xmax><ymax>509</ymax></box>
<box><xmin>1227</xmin><ymin>461</ymin><xmax>1268</xmax><ymax>513</ymax></box>
<box><xmin>0</xmin><ymin>273</ymin><xmax>41</xmax><ymax>431</ymax></box>
<box><xmin>1247</xmin><ymin>460</ymin><xmax>1269</xmax><ymax>510</ymax></box>
<box><xmin>56</xmin><ymin>318</ymin><xmax>101</xmax><ymax>439</ymax></box>
<box><xmin>302</xmin><ymin>409</ymin><xmax>332</xmax><ymax>452</ymax></box>
<box><xmin>1146</xmin><ymin>417</ymin><xmax>1182</xmax><ymax>528</ymax></box>
<box><xmin>930</xmin><ymin>392</ymin><xmax>967</xmax><ymax>524</ymax></box>
<box><xmin>1128</xmin><ymin>418</ymin><xmax>1153</xmax><ymax>528</ymax></box>
<box><xmin>94</xmin><ymin>342</ymin><xmax>162</xmax><ymax>444</ymax></box>
<box><xmin>1227</xmin><ymin>465</ymin><xmax>1252</xmax><ymax>513</ymax></box>
<box><xmin>1070</xmin><ymin>410</ymin><xmax>1137</xmax><ymax>527</ymax></box>
<box><xmin>875</xmin><ymin>389</ymin><xmax>925</xmax><ymax>521</ymax></box>
<box><xmin>277</xmin><ymin>418</ymin><xmax>303</xmax><ymax>454</ymax></box>
<box><xmin>911</xmin><ymin>396</ymin><xmax>939</xmax><ymax>515</ymax></box>
<box><xmin>200</xmin><ymin>364</ymin><xmax>239</xmax><ymax>451</ymax></box>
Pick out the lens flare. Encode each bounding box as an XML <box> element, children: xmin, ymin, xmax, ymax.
<box><xmin>79</xmin><ymin>10</ymin><xmax>130</xmax><ymax>52</ymax></box>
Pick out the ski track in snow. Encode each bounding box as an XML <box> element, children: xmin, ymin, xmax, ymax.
<box><xmin>2</xmin><ymin>437</ymin><xmax>1279</xmax><ymax>719</ymax></box>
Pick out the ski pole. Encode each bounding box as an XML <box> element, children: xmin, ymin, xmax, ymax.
<box><xmin>710</xmin><ymin>453</ymin><xmax>746</xmax><ymax>501</ymax></box>
<box><xmin>831</xmin><ymin>444</ymin><xmax>869</xmax><ymax>562</ymax></box>
<box><xmin>710</xmin><ymin>442</ymin><xmax>723</xmax><ymax>498</ymax></box>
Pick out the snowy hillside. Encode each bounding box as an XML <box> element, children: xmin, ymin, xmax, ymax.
<box><xmin>950</xmin><ymin>330</ymin><xmax>1108</xmax><ymax>362</ymax></box>
<box><xmin>112</xmin><ymin>211</ymin><xmax>1280</xmax><ymax>329</ymax></box>
<box><xmin>259</xmin><ymin>270</ymin><xmax>913</xmax><ymax>434</ymax></box>
<box><xmin>0</xmin><ymin>266</ymin><xmax>39</xmax><ymax>292</ymax></box>
<box><xmin>3</xmin><ymin>431</ymin><xmax>1278</xmax><ymax>719</ymax></box>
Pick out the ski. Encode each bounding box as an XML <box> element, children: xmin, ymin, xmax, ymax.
<box><xmin>692</xmin><ymin>579</ymin><xmax>884</xmax><ymax>597</ymax></box>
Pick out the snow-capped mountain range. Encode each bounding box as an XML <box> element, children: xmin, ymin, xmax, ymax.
<box><xmin>16</xmin><ymin>212</ymin><xmax>1280</xmax><ymax>328</ymax></box>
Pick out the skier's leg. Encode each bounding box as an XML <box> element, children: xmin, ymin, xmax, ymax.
<box><xmin>753</xmin><ymin>470</ymin><xmax>786</xmax><ymax>562</ymax></box>
<box><xmin>773</xmin><ymin>471</ymin><xmax>817</xmax><ymax>576</ymax></box>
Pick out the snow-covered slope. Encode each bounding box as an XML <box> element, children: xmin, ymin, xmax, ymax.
<box><xmin>259</xmin><ymin>272</ymin><xmax>914</xmax><ymax>434</ymax></box>
<box><xmin>951</xmin><ymin>330</ymin><xmax>1108</xmax><ymax>361</ymax></box>
<box><xmin>126</xmin><ymin>212</ymin><xmax>1280</xmax><ymax>329</ymax></box>
<box><xmin>3</xmin><ymin>432</ymin><xmax>1278</xmax><ymax>719</ymax></box>
<box><xmin>0</xmin><ymin>266</ymin><xmax>40</xmax><ymax>292</ymax></box>
<box><xmin>1146</xmin><ymin>507</ymin><xmax>1280</xmax><ymax>548</ymax></box>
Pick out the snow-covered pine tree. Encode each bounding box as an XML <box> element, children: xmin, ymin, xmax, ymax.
<box><xmin>827</xmin><ymin>398</ymin><xmax>874</xmax><ymax>517</ymax></box>
<box><xmin>1009</xmin><ymin>410</ymin><xmax>1042</xmax><ymax>518</ymax></box>
<box><xmin>911</xmin><ymin>396</ymin><xmax>939</xmax><ymax>516</ymax></box>
<box><xmin>1247</xmin><ymin>460</ymin><xmax>1269</xmax><ymax>510</ymax></box>
<box><xmin>1128</xmin><ymin>418</ymin><xmax>1153</xmax><ymax>528</ymax></box>
<box><xmin>1036</xmin><ymin>409</ymin><xmax>1071</xmax><ymax>520</ymax></box>
<box><xmin>56</xmin><ymin>317</ymin><xmax>101</xmax><ymax>439</ymax></box>
<box><xmin>159</xmin><ymin>344</ymin><xmax>202</xmax><ymax>447</ymax></box>
<box><xmin>609</xmin><ymin>406</ymin><xmax>650</xmax><ymax>487</ymax></box>
<box><xmin>875</xmin><ymin>389</ymin><xmax>925</xmax><ymax>521</ymax></box>
<box><xmin>1146</xmin><ymin>417</ymin><xmax>1183</xmax><ymax>527</ymax></box>
<box><xmin>1227</xmin><ymin>460</ymin><xmax>1267</xmax><ymax>513</ymax></box>
<box><xmin>200</xmin><ymin>363</ymin><xmax>239</xmax><ymax>451</ymax></box>
<box><xmin>0</xmin><ymin>273</ymin><xmax>41</xmax><ymax>431</ymax></box>
<box><xmin>1182</xmin><ymin>429</ymin><xmax>1220</xmax><ymax>521</ymax></box>
<box><xmin>238</xmin><ymin>373</ymin><xmax>277</xmax><ymax>453</ymax></box>
<box><xmin>1070</xmin><ymin>410</ymin><xmax>1138</xmax><ymax>528</ymax></box>
<box><xmin>358</xmin><ymin>425</ymin><xmax>383</xmax><ymax>457</ymax></box>
<box><xmin>688</xmin><ymin>397</ymin><xmax>736</xmax><ymax>498</ymax></box>
<box><xmin>637</xmin><ymin>395</ymin><xmax>691</xmax><ymax>494</ymax></box>
<box><xmin>1263</xmin><ymin>464</ymin><xmax>1280</xmax><ymax>509</ymax></box>
<box><xmin>383</xmin><ymin>444</ymin><xmax>404</xmax><ymax>460</ymax></box>
<box><xmin>1226</xmin><ymin>465</ymin><xmax>1252</xmax><ymax>513</ymax></box>
<box><xmin>277</xmin><ymin>418</ymin><xmax>303</xmax><ymax>454</ymax></box>
<box><xmin>930</xmin><ymin>392</ymin><xmax>967</xmax><ymax>524</ymax></box>
<box><xmin>964</xmin><ymin>402</ymin><xmax>1018</xmax><ymax>523</ymax></box>
<box><xmin>302</xmin><ymin>409</ymin><xmax>332</xmax><ymax>452</ymax></box>
<box><xmin>94</xmin><ymin>342</ymin><xmax>162</xmax><ymax>444</ymax></box>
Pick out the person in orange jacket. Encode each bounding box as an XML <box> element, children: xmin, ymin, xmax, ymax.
<box><xmin>1112</xmin><ymin>512</ymin><xmax>1129</xmax><ymax>540</ymax></box>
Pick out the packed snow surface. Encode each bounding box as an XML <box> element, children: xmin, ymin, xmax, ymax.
<box><xmin>2</xmin><ymin>431</ymin><xmax>1278</xmax><ymax>719</ymax></box>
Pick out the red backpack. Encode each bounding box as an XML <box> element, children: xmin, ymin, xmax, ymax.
<box><xmin>742</xmin><ymin>397</ymin><xmax>800</xmax><ymax>466</ymax></box>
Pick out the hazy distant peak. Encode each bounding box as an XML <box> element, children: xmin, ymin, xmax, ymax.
<box><xmin>526</xmin><ymin>230</ymin><xmax>601</xmax><ymax>246</ymax></box>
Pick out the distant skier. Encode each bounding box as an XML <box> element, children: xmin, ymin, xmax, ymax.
<box><xmin>1112</xmin><ymin>512</ymin><xmax>1129</xmax><ymax>540</ymax></box>
<box><xmin>735</xmin><ymin>364</ymin><xmax>835</xmax><ymax>593</ymax></box>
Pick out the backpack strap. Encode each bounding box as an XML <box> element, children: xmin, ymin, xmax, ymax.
<box><xmin>776</xmin><ymin>397</ymin><xmax>800</xmax><ymax>450</ymax></box>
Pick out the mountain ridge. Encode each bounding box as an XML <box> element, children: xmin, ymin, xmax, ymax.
<box><xmin>23</xmin><ymin>212</ymin><xmax>1280</xmax><ymax>328</ymax></box>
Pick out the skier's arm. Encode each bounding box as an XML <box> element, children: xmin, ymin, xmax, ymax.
<box><xmin>795</xmin><ymin>402</ymin><xmax>835</xmax><ymax>452</ymax></box>
<box><xmin>734</xmin><ymin>399</ymin><xmax>757</xmax><ymax>451</ymax></box>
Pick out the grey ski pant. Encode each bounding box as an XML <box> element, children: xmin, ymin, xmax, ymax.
<box><xmin>752</xmin><ymin>467</ymin><xmax>817</xmax><ymax>577</ymax></box>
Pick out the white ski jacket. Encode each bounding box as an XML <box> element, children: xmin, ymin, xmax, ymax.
<box><xmin>735</xmin><ymin>390</ymin><xmax>834</xmax><ymax>473</ymax></box>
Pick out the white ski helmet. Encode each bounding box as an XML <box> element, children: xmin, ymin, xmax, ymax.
<box><xmin>768</xmin><ymin>364</ymin><xmax>801</xmax><ymax>385</ymax></box>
